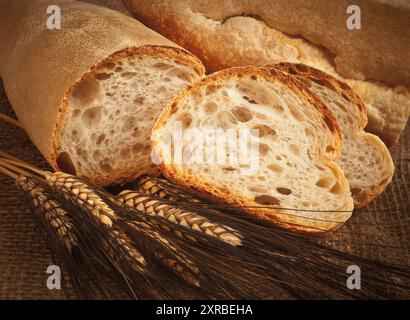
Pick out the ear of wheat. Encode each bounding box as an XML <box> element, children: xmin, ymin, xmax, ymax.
<box><xmin>1</xmin><ymin>153</ymin><xmax>410</xmax><ymax>299</ymax></box>
<box><xmin>117</xmin><ymin>189</ymin><xmax>243</xmax><ymax>246</ymax></box>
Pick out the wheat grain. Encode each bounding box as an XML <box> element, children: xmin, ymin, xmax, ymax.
<box><xmin>15</xmin><ymin>175</ymin><xmax>77</xmax><ymax>252</ymax></box>
<box><xmin>118</xmin><ymin>189</ymin><xmax>243</xmax><ymax>246</ymax></box>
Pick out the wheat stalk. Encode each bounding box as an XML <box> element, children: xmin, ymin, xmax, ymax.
<box><xmin>118</xmin><ymin>190</ymin><xmax>242</xmax><ymax>246</ymax></box>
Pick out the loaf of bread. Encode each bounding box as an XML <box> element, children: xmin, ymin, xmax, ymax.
<box><xmin>0</xmin><ymin>0</ymin><xmax>205</xmax><ymax>186</ymax></box>
<box><xmin>123</xmin><ymin>0</ymin><xmax>410</xmax><ymax>147</ymax></box>
<box><xmin>272</xmin><ymin>63</ymin><xmax>394</xmax><ymax>207</ymax></box>
<box><xmin>151</xmin><ymin>67</ymin><xmax>354</xmax><ymax>234</ymax></box>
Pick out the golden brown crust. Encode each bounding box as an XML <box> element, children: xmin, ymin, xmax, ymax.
<box><xmin>151</xmin><ymin>66</ymin><xmax>351</xmax><ymax>234</ymax></box>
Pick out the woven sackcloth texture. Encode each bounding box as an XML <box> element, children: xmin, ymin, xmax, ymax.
<box><xmin>0</xmin><ymin>0</ymin><xmax>409</xmax><ymax>299</ymax></box>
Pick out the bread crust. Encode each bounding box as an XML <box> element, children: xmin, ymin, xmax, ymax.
<box><xmin>0</xmin><ymin>0</ymin><xmax>204</xmax><ymax>186</ymax></box>
<box><xmin>271</xmin><ymin>63</ymin><xmax>394</xmax><ymax>207</ymax></box>
<box><xmin>152</xmin><ymin>67</ymin><xmax>353</xmax><ymax>234</ymax></box>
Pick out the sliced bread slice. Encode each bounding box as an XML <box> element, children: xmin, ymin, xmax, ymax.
<box><xmin>151</xmin><ymin>67</ymin><xmax>354</xmax><ymax>234</ymax></box>
<box><xmin>55</xmin><ymin>46</ymin><xmax>204</xmax><ymax>186</ymax></box>
<box><xmin>272</xmin><ymin>63</ymin><xmax>394</xmax><ymax>207</ymax></box>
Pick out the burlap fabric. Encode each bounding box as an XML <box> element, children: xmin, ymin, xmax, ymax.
<box><xmin>0</xmin><ymin>0</ymin><xmax>408</xmax><ymax>299</ymax></box>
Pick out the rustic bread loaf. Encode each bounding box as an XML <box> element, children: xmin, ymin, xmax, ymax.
<box><xmin>272</xmin><ymin>63</ymin><xmax>394</xmax><ymax>207</ymax></box>
<box><xmin>0</xmin><ymin>0</ymin><xmax>205</xmax><ymax>186</ymax></box>
<box><xmin>123</xmin><ymin>0</ymin><xmax>410</xmax><ymax>147</ymax></box>
<box><xmin>151</xmin><ymin>67</ymin><xmax>354</xmax><ymax>234</ymax></box>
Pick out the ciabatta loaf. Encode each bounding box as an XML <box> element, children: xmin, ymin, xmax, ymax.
<box><xmin>0</xmin><ymin>0</ymin><xmax>205</xmax><ymax>186</ymax></box>
<box><xmin>123</xmin><ymin>0</ymin><xmax>410</xmax><ymax>147</ymax></box>
<box><xmin>272</xmin><ymin>63</ymin><xmax>394</xmax><ymax>207</ymax></box>
<box><xmin>151</xmin><ymin>67</ymin><xmax>354</xmax><ymax>234</ymax></box>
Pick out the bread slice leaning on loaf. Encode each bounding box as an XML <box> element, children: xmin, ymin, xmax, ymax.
<box><xmin>271</xmin><ymin>63</ymin><xmax>394</xmax><ymax>207</ymax></box>
<box><xmin>123</xmin><ymin>0</ymin><xmax>410</xmax><ymax>147</ymax></box>
<box><xmin>151</xmin><ymin>67</ymin><xmax>354</xmax><ymax>234</ymax></box>
<box><xmin>0</xmin><ymin>0</ymin><xmax>205</xmax><ymax>186</ymax></box>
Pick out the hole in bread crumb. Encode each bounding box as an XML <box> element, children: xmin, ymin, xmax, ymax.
<box><xmin>93</xmin><ymin>150</ymin><xmax>102</xmax><ymax>161</ymax></box>
<box><xmin>73</xmin><ymin>109</ymin><xmax>81</xmax><ymax>118</ymax></box>
<box><xmin>176</xmin><ymin>112</ymin><xmax>193</xmax><ymax>129</ymax></box>
<box><xmin>242</xmin><ymin>96</ymin><xmax>257</xmax><ymax>104</ymax></box>
<box><xmin>251</xmin><ymin>125</ymin><xmax>276</xmax><ymax>138</ymax></box>
<box><xmin>326</xmin><ymin>145</ymin><xmax>335</xmax><ymax>154</ymax></box>
<box><xmin>267</xmin><ymin>164</ymin><xmax>282</xmax><ymax>173</ymax></box>
<box><xmin>330</xmin><ymin>182</ymin><xmax>343</xmax><ymax>195</ymax></box>
<box><xmin>316</xmin><ymin>177</ymin><xmax>333</xmax><ymax>188</ymax></box>
<box><xmin>289</xmin><ymin>144</ymin><xmax>300</xmax><ymax>156</ymax></box>
<box><xmin>277</xmin><ymin>187</ymin><xmax>292</xmax><ymax>195</ymax></box>
<box><xmin>56</xmin><ymin>152</ymin><xmax>77</xmax><ymax>175</ymax></box>
<box><xmin>132</xmin><ymin>143</ymin><xmax>144</xmax><ymax>153</ymax></box>
<box><xmin>204</xmin><ymin>101</ymin><xmax>218</xmax><ymax>113</ymax></box>
<box><xmin>120</xmin><ymin>147</ymin><xmax>131</xmax><ymax>158</ymax></box>
<box><xmin>205</xmin><ymin>84</ymin><xmax>220</xmax><ymax>95</ymax></box>
<box><xmin>122</xmin><ymin>116</ymin><xmax>136</xmax><ymax>132</ymax></box>
<box><xmin>121</xmin><ymin>72</ymin><xmax>137</xmax><ymax>78</ymax></box>
<box><xmin>259</xmin><ymin>144</ymin><xmax>271</xmax><ymax>156</ymax></box>
<box><xmin>153</xmin><ymin>62</ymin><xmax>173</xmax><ymax>70</ymax></box>
<box><xmin>288</xmin><ymin>105</ymin><xmax>304</xmax><ymax>122</ymax></box>
<box><xmin>100</xmin><ymin>163</ymin><xmax>113</xmax><ymax>173</ymax></box>
<box><xmin>71</xmin><ymin>78</ymin><xmax>101</xmax><ymax>105</ymax></box>
<box><xmin>223</xmin><ymin>167</ymin><xmax>236</xmax><ymax>172</ymax></box>
<box><xmin>95</xmin><ymin>73</ymin><xmax>112</xmax><ymax>80</ymax></box>
<box><xmin>71</xmin><ymin>130</ymin><xmax>79</xmax><ymax>143</ymax></box>
<box><xmin>115</xmin><ymin>67</ymin><xmax>123</xmax><ymax>72</ymax></box>
<box><xmin>101</xmin><ymin>61</ymin><xmax>116</xmax><ymax>69</ymax></box>
<box><xmin>351</xmin><ymin>188</ymin><xmax>362</xmax><ymax>196</ymax></box>
<box><xmin>232</xmin><ymin>107</ymin><xmax>253</xmax><ymax>122</ymax></box>
<box><xmin>134</xmin><ymin>96</ymin><xmax>145</xmax><ymax>105</ymax></box>
<box><xmin>305</xmin><ymin>128</ymin><xmax>314</xmax><ymax>137</ymax></box>
<box><xmin>254</xmin><ymin>195</ymin><xmax>280</xmax><ymax>206</ymax></box>
<box><xmin>82</xmin><ymin>107</ymin><xmax>103</xmax><ymax>128</ymax></box>
<box><xmin>96</xmin><ymin>134</ymin><xmax>105</xmax><ymax>145</ymax></box>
